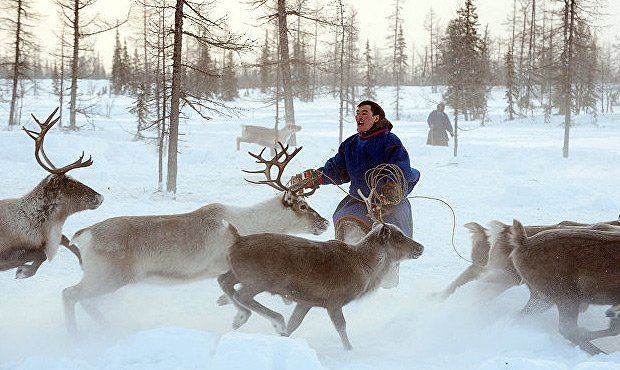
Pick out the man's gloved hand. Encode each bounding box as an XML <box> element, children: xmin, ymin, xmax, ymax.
<box><xmin>380</xmin><ymin>182</ymin><xmax>401</xmax><ymax>204</ymax></box>
<box><xmin>290</xmin><ymin>169</ymin><xmax>321</xmax><ymax>190</ymax></box>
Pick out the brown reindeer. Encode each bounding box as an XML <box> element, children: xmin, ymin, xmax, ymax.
<box><xmin>62</xmin><ymin>143</ymin><xmax>329</xmax><ymax>334</ymax></box>
<box><xmin>510</xmin><ymin>219</ymin><xmax>620</xmax><ymax>355</ymax></box>
<box><xmin>0</xmin><ymin>108</ymin><xmax>103</xmax><ymax>279</ymax></box>
<box><xmin>439</xmin><ymin>219</ymin><xmax>620</xmax><ymax>308</ymax></box>
<box><xmin>217</xmin><ymin>182</ymin><xmax>424</xmax><ymax>350</ymax></box>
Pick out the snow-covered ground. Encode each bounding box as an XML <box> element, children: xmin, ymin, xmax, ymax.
<box><xmin>1</xmin><ymin>83</ymin><xmax>619</xmax><ymax>369</ymax></box>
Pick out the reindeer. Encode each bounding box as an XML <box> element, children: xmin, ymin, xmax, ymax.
<box><xmin>217</xmin><ymin>176</ymin><xmax>424</xmax><ymax>350</ymax></box>
<box><xmin>510</xmin><ymin>219</ymin><xmax>620</xmax><ymax>355</ymax></box>
<box><xmin>333</xmin><ymin>164</ymin><xmax>412</xmax><ymax>289</ymax></box>
<box><xmin>0</xmin><ymin>108</ymin><xmax>103</xmax><ymax>279</ymax></box>
<box><xmin>438</xmin><ymin>219</ymin><xmax>620</xmax><ymax>306</ymax></box>
<box><xmin>62</xmin><ymin>143</ymin><xmax>329</xmax><ymax>334</ymax></box>
<box><xmin>236</xmin><ymin>124</ymin><xmax>301</xmax><ymax>155</ymax></box>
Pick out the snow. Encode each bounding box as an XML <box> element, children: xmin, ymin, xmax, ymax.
<box><xmin>1</xmin><ymin>83</ymin><xmax>619</xmax><ymax>369</ymax></box>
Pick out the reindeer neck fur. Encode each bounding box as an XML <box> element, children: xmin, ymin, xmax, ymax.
<box><xmin>19</xmin><ymin>176</ymin><xmax>69</xmax><ymax>259</ymax></box>
<box><xmin>220</xmin><ymin>195</ymin><xmax>294</xmax><ymax>235</ymax></box>
<box><xmin>352</xmin><ymin>232</ymin><xmax>394</xmax><ymax>294</ymax></box>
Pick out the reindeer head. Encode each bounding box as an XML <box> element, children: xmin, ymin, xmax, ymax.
<box><xmin>357</xmin><ymin>164</ymin><xmax>423</xmax><ymax>260</ymax></box>
<box><xmin>24</xmin><ymin>108</ymin><xmax>104</xmax><ymax>215</ymax></box>
<box><xmin>244</xmin><ymin>142</ymin><xmax>328</xmax><ymax>235</ymax></box>
<box><xmin>368</xmin><ymin>222</ymin><xmax>424</xmax><ymax>261</ymax></box>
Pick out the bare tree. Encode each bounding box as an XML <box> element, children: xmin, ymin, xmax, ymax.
<box><xmin>54</xmin><ymin>0</ymin><xmax>128</xmax><ymax>130</ymax></box>
<box><xmin>1</xmin><ymin>0</ymin><xmax>38</xmax><ymax>128</ymax></box>
<box><xmin>387</xmin><ymin>0</ymin><xmax>406</xmax><ymax>120</ymax></box>
<box><xmin>424</xmin><ymin>7</ymin><xmax>440</xmax><ymax>93</ymax></box>
<box><xmin>164</xmin><ymin>0</ymin><xmax>250</xmax><ymax>194</ymax></box>
<box><xmin>337</xmin><ymin>0</ymin><xmax>345</xmax><ymax>143</ymax></box>
<box><xmin>559</xmin><ymin>0</ymin><xmax>577</xmax><ymax>158</ymax></box>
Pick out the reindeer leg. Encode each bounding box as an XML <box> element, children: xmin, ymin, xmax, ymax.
<box><xmin>234</xmin><ymin>285</ymin><xmax>286</xmax><ymax>336</ymax></box>
<box><xmin>287</xmin><ymin>303</ymin><xmax>311</xmax><ymax>336</ymax></box>
<box><xmin>61</xmin><ymin>234</ymin><xmax>82</xmax><ymax>264</ymax></box>
<box><xmin>437</xmin><ymin>264</ymin><xmax>485</xmax><ymax>299</ymax></box>
<box><xmin>217</xmin><ymin>271</ymin><xmax>252</xmax><ymax>330</ymax></box>
<box><xmin>63</xmin><ymin>273</ymin><xmax>128</xmax><ymax>335</ymax></box>
<box><xmin>583</xmin><ymin>317</ymin><xmax>620</xmax><ymax>342</ymax></box>
<box><xmin>520</xmin><ymin>288</ymin><xmax>554</xmax><ymax>315</ymax></box>
<box><xmin>216</xmin><ymin>293</ymin><xmax>231</xmax><ymax>306</ymax></box>
<box><xmin>327</xmin><ymin>306</ymin><xmax>353</xmax><ymax>350</ymax></box>
<box><xmin>14</xmin><ymin>249</ymin><xmax>47</xmax><ymax>279</ymax></box>
<box><xmin>476</xmin><ymin>272</ymin><xmax>519</xmax><ymax>303</ymax></box>
<box><xmin>0</xmin><ymin>248</ymin><xmax>33</xmax><ymax>271</ymax></box>
<box><xmin>557</xmin><ymin>300</ymin><xmax>604</xmax><ymax>355</ymax></box>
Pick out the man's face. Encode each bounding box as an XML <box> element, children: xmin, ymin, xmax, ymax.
<box><xmin>355</xmin><ymin>104</ymin><xmax>379</xmax><ymax>133</ymax></box>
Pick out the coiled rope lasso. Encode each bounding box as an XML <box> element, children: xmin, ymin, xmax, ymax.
<box><xmin>316</xmin><ymin>165</ymin><xmax>472</xmax><ymax>264</ymax></box>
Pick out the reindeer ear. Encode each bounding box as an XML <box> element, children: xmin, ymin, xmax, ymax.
<box><xmin>379</xmin><ymin>224</ymin><xmax>392</xmax><ymax>241</ymax></box>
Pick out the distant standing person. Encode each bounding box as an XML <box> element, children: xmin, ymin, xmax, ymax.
<box><xmin>426</xmin><ymin>103</ymin><xmax>454</xmax><ymax>146</ymax></box>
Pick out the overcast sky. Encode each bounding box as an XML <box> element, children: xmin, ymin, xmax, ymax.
<box><xmin>31</xmin><ymin>0</ymin><xmax>620</xmax><ymax>69</ymax></box>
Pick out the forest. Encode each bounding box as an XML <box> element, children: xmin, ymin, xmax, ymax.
<box><xmin>0</xmin><ymin>0</ymin><xmax>618</xmax><ymax>192</ymax></box>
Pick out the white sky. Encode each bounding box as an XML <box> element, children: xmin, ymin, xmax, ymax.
<box><xmin>29</xmin><ymin>0</ymin><xmax>620</xmax><ymax>70</ymax></box>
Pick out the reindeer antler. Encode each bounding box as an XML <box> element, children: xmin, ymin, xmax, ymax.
<box><xmin>22</xmin><ymin>107</ymin><xmax>93</xmax><ymax>175</ymax></box>
<box><xmin>244</xmin><ymin>142</ymin><xmax>315</xmax><ymax>195</ymax></box>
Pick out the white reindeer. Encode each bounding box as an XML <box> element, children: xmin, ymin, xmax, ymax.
<box><xmin>63</xmin><ymin>143</ymin><xmax>329</xmax><ymax>334</ymax></box>
<box><xmin>236</xmin><ymin>124</ymin><xmax>301</xmax><ymax>155</ymax></box>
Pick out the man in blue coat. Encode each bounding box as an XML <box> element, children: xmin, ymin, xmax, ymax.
<box><xmin>294</xmin><ymin>100</ymin><xmax>420</xmax><ymax>240</ymax></box>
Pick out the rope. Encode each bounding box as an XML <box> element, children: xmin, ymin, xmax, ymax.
<box><xmin>408</xmin><ymin>195</ymin><xmax>472</xmax><ymax>264</ymax></box>
<box><xmin>317</xmin><ymin>168</ymin><xmax>472</xmax><ymax>264</ymax></box>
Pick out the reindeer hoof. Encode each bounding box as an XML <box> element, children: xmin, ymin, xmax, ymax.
<box><xmin>217</xmin><ymin>294</ymin><xmax>231</xmax><ymax>306</ymax></box>
<box><xmin>579</xmin><ymin>340</ymin><xmax>606</xmax><ymax>356</ymax></box>
<box><xmin>273</xmin><ymin>316</ymin><xmax>287</xmax><ymax>336</ymax></box>
<box><xmin>605</xmin><ymin>305</ymin><xmax>620</xmax><ymax>318</ymax></box>
<box><xmin>233</xmin><ymin>311</ymin><xmax>250</xmax><ymax>329</ymax></box>
<box><xmin>15</xmin><ymin>266</ymin><xmax>35</xmax><ymax>279</ymax></box>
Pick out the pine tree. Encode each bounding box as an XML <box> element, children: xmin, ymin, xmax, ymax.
<box><xmin>259</xmin><ymin>31</ymin><xmax>273</xmax><ymax>93</ymax></box>
<box><xmin>504</xmin><ymin>47</ymin><xmax>518</xmax><ymax>120</ymax></box>
<box><xmin>571</xmin><ymin>20</ymin><xmax>597</xmax><ymax>116</ymax></box>
<box><xmin>220</xmin><ymin>51</ymin><xmax>239</xmax><ymax>101</ymax></box>
<box><xmin>440</xmin><ymin>0</ymin><xmax>489</xmax><ymax>121</ymax></box>
<box><xmin>393</xmin><ymin>24</ymin><xmax>408</xmax><ymax>120</ymax></box>
<box><xmin>361</xmin><ymin>40</ymin><xmax>377</xmax><ymax>100</ymax></box>
<box><xmin>295</xmin><ymin>41</ymin><xmax>312</xmax><ymax>102</ymax></box>
<box><xmin>111</xmin><ymin>29</ymin><xmax>124</xmax><ymax>94</ymax></box>
<box><xmin>129</xmin><ymin>81</ymin><xmax>149</xmax><ymax>140</ymax></box>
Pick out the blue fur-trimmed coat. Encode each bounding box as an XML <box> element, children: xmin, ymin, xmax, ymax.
<box><xmin>317</xmin><ymin>126</ymin><xmax>420</xmax><ymax>237</ymax></box>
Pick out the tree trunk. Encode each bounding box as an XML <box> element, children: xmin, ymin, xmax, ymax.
<box><xmin>337</xmin><ymin>0</ymin><xmax>345</xmax><ymax>144</ymax></box>
<box><xmin>8</xmin><ymin>0</ymin><xmax>23</xmax><ymax>127</ymax></box>
<box><xmin>562</xmin><ymin>0</ymin><xmax>576</xmax><ymax>159</ymax></box>
<box><xmin>166</xmin><ymin>0</ymin><xmax>183</xmax><ymax>194</ymax></box>
<box><xmin>68</xmin><ymin>0</ymin><xmax>80</xmax><ymax>130</ymax></box>
<box><xmin>277</xmin><ymin>0</ymin><xmax>296</xmax><ymax>143</ymax></box>
<box><xmin>157</xmin><ymin>7</ymin><xmax>167</xmax><ymax>192</ymax></box>
<box><xmin>453</xmin><ymin>93</ymin><xmax>459</xmax><ymax>158</ymax></box>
